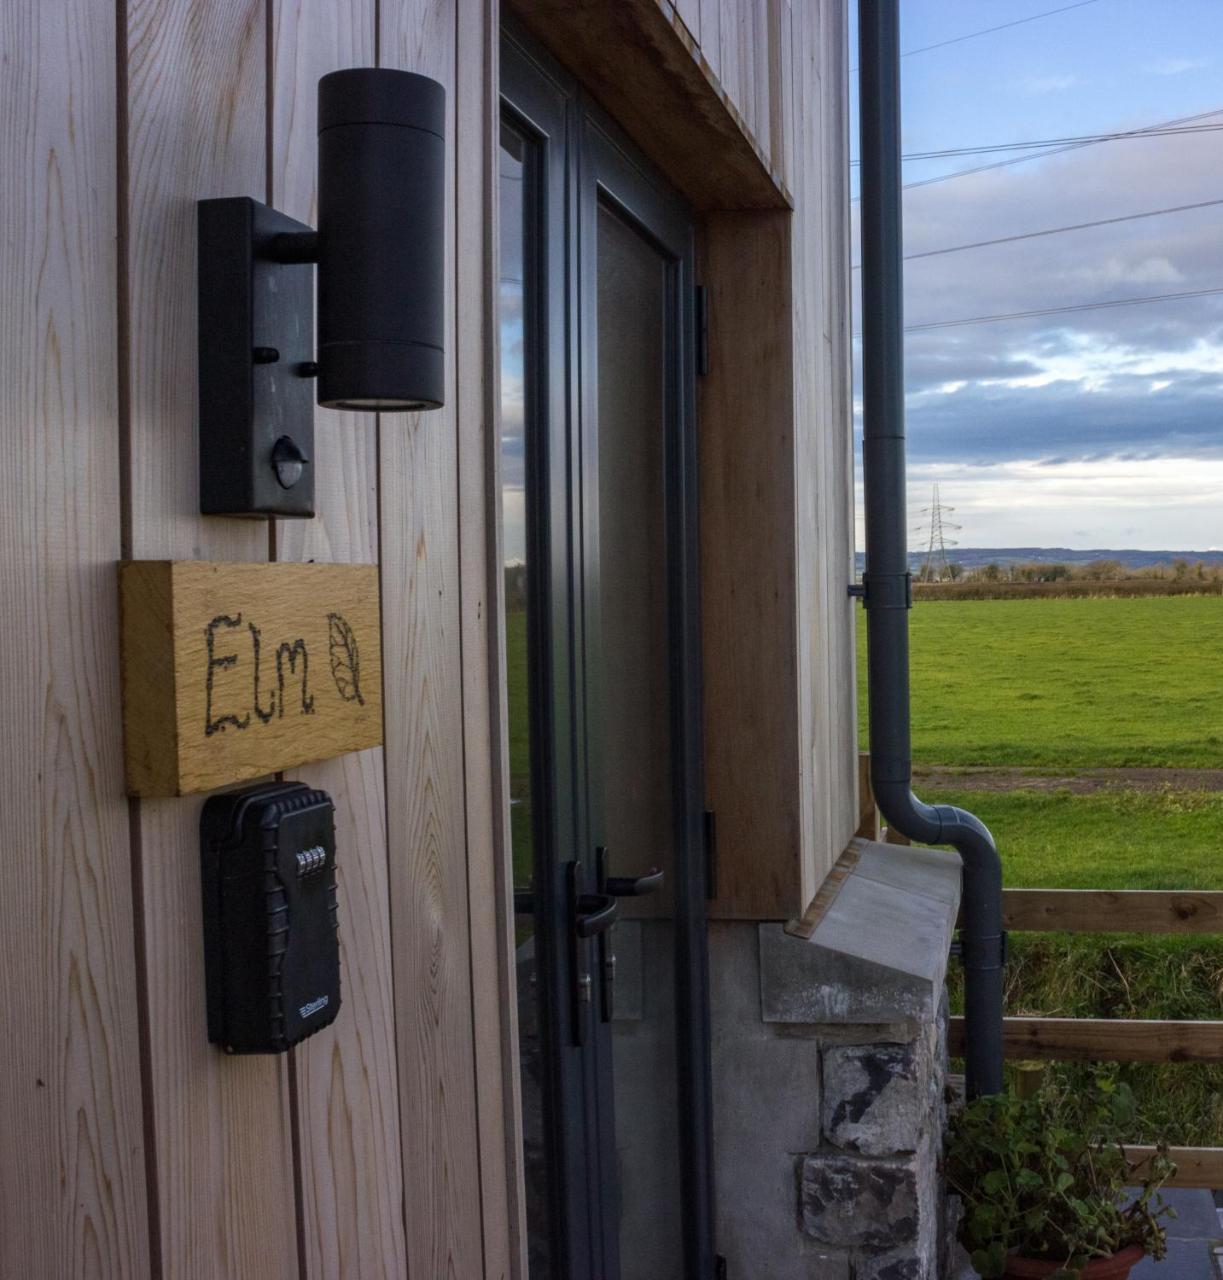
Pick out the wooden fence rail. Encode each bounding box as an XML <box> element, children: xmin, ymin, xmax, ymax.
<box><xmin>1129</xmin><ymin>1147</ymin><xmax>1223</xmax><ymax>1190</ymax></box>
<box><xmin>949</xmin><ymin>1016</ymin><xmax>1223</xmax><ymax>1064</ymax></box>
<box><xmin>854</xmin><ymin>756</ymin><xmax>1223</xmax><ymax>1188</ymax></box>
<box><xmin>996</xmin><ymin>888</ymin><xmax>1223</xmax><ymax>934</ymax></box>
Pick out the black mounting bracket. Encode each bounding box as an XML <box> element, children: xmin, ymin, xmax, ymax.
<box><xmin>198</xmin><ymin>197</ymin><xmax>317</xmax><ymax>518</ymax></box>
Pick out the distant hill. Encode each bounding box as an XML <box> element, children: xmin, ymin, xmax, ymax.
<box><xmin>854</xmin><ymin>547</ymin><xmax>1223</xmax><ymax>573</ymax></box>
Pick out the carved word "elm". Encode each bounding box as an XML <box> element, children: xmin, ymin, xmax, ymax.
<box><xmin>204</xmin><ymin>611</ymin><xmax>364</xmax><ymax>737</ymax></box>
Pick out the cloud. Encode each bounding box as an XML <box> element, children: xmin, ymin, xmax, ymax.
<box><xmin>1069</xmin><ymin>256</ymin><xmax>1184</xmax><ymax>287</ymax></box>
<box><xmin>1021</xmin><ymin>74</ymin><xmax>1077</xmax><ymax>94</ymax></box>
<box><xmin>852</xmin><ymin>456</ymin><xmax>1223</xmax><ymax>550</ymax></box>
<box><xmin>1145</xmin><ymin>56</ymin><xmax>1210</xmax><ymax>76</ymax></box>
<box><xmin>849</xmin><ymin>123</ymin><xmax>1223</xmax><ymax>493</ymax></box>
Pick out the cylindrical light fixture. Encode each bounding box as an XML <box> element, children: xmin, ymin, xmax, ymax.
<box><xmin>316</xmin><ymin>69</ymin><xmax>445</xmax><ymax>411</ymax></box>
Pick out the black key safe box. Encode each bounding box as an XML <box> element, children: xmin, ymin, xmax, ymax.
<box><xmin>201</xmin><ymin>781</ymin><xmax>341</xmax><ymax>1053</ymax></box>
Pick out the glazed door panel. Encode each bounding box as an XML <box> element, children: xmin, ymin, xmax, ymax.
<box><xmin>501</xmin><ymin>26</ymin><xmax>714</xmax><ymax>1280</ymax></box>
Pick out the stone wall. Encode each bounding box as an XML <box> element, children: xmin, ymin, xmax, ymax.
<box><xmin>800</xmin><ymin>1006</ymin><xmax>949</xmax><ymax>1278</ymax></box>
<box><xmin>710</xmin><ymin>841</ymin><xmax>962</xmax><ymax>1279</ymax></box>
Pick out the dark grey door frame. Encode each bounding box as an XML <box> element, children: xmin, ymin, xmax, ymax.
<box><xmin>502</xmin><ymin>23</ymin><xmax>714</xmax><ymax>1279</ymax></box>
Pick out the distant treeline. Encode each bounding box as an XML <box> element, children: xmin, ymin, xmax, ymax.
<box><xmin>913</xmin><ymin>558</ymin><xmax>1223</xmax><ymax>600</ymax></box>
<box><xmin>914</xmin><ymin>578</ymin><xmax>1223</xmax><ymax>600</ymax></box>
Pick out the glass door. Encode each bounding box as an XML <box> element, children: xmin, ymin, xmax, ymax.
<box><xmin>500</xmin><ymin>27</ymin><xmax>713</xmax><ymax>1279</ymax></box>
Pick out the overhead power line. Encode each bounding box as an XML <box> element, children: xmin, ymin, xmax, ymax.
<box><xmin>850</xmin><ymin>107</ymin><xmax>1223</xmax><ymax>200</ymax></box>
<box><xmin>851</xmin><ymin>285</ymin><xmax>1223</xmax><ymax>338</ymax></box>
<box><xmin>849</xmin><ymin>197</ymin><xmax>1223</xmax><ymax>270</ymax></box>
<box><xmin>849</xmin><ymin>0</ymin><xmax>1100</xmax><ymax>74</ymax></box>
<box><xmin>850</xmin><ymin>123</ymin><xmax>1223</xmax><ymax>167</ymax></box>
<box><xmin>903</xmin><ymin>285</ymin><xmax>1223</xmax><ymax>333</ymax></box>
<box><xmin>900</xmin><ymin>108</ymin><xmax>1223</xmax><ymax>192</ymax></box>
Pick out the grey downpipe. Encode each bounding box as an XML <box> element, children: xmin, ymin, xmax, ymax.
<box><xmin>856</xmin><ymin>0</ymin><xmax>1005</xmax><ymax>1098</ymax></box>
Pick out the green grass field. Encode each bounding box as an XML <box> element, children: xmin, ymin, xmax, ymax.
<box><xmin>926</xmin><ymin>787</ymin><xmax>1223</xmax><ymax>891</ymax></box>
<box><xmin>857</xmin><ymin>595</ymin><xmax>1223</xmax><ymax>1143</ymax></box>
<box><xmin>935</xmin><ymin>786</ymin><xmax>1223</xmax><ymax>1144</ymax></box>
<box><xmin>857</xmin><ymin>596</ymin><xmax>1223</xmax><ymax>767</ymax></box>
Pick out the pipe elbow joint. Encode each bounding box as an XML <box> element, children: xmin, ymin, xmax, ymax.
<box><xmin>931</xmin><ymin>804</ymin><xmax>999</xmax><ymax>872</ymax></box>
<box><xmin>871</xmin><ymin>778</ymin><xmax>943</xmax><ymax>846</ymax></box>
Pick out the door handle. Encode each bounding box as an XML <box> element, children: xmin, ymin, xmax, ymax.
<box><xmin>596</xmin><ymin>846</ymin><xmax>664</xmax><ymax>897</ymax></box>
<box><xmin>604</xmin><ymin>868</ymin><xmax>664</xmax><ymax>897</ymax></box>
<box><xmin>574</xmin><ymin>891</ymin><xmax>619</xmax><ymax>937</ymax></box>
<box><xmin>593</xmin><ymin>848</ymin><xmax>663</xmax><ymax>1026</ymax></box>
<box><xmin>515</xmin><ymin>886</ymin><xmax>619</xmax><ymax>934</ymax></box>
<box><xmin>565</xmin><ymin>861</ymin><xmax>621</xmax><ymax>1046</ymax></box>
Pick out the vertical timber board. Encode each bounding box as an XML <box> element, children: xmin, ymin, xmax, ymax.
<box><xmin>0</xmin><ymin>3</ymin><xmax>150</xmax><ymax>1274</ymax></box>
<box><xmin>379</xmin><ymin>2</ymin><xmax>486</xmax><ymax>1276</ymax></box>
<box><xmin>270</xmin><ymin>0</ymin><xmax>409</xmax><ymax>1275</ymax></box>
<box><xmin>768</xmin><ymin>0</ymin><xmax>794</xmax><ymax>191</ymax></box>
<box><xmin>790</xmin><ymin>0</ymin><xmax>838</xmax><ymax>898</ymax></box>
<box><xmin>124</xmin><ymin>0</ymin><xmax>299</xmax><ymax>1274</ymax></box>
<box><xmin>812</xmin><ymin>0</ymin><xmax>842</xmax><ymax>882</ymax></box>
<box><xmin>700</xmin><ymin>213</ymin><xmax>802</xmax><ymax>919</ymax></box>
<box><xmin>824</xmin><ymin>0</ymin><xmax>859</xmax><ymax>852</ymax></box>
<box><xmin>674</xmin><ymin>0</ymin><xmax>702</xmax><ymax>44</ymax></box>
<box><xmin>456</xmin><ymin>0</ymin><xmax>526</xmax><ymax>1273</ymax></box>
<box><xmin>671</xmin><ymin>0</ymin><xmax>706</xmax><ymax>45</ymax></box>
<box><xmin>717</xmin><ymin>0</ymin><xmax>740</xmax><ymax>128</ymax></box>
<box><xmin>699</xmin><ymin>0</ymin><xmax>722</xmax><ymax>81</ymax></box>
<box><xmin>751</xmin><ymin>0</ymin><xmax>770</xmax><ymax>164</ymax></box>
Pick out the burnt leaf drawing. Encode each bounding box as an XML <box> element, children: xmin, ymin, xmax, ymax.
<box><xmin>327</xmin><ymin>612</ymin><xmax>364</xmax><ymax>705</ymax></box>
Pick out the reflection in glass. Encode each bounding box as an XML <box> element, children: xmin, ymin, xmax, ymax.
<box><xmin>596</xmin><ymin>203</ymin><xmax>684</xmax><ymax>1280</ymax></box>
<box><xmin>500</xmin><ymin>120</ymin><xmax>551</xmax><ymax>1278</ymax></box>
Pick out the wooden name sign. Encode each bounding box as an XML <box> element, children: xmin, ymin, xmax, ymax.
<box><xmin>120</xmin><ymin>561</ymin><xmax>383</xmax><ymax>796</ymax></box>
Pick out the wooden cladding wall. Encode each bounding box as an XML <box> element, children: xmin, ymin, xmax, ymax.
<box><xmin>696</xmin><ymin>0</ymin><xmax>858</xmax><ymax>916</ymax></box>
<box><xmin>1</xmin><ymin>0</ymin><xmax>851</xmax><ymax>1272</ymax></box>
<box><xmin>1</xmin><ymin>0</ymin><xmax>518</xmax><ymax>1276</ymax></box>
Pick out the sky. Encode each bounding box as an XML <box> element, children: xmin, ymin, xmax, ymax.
<box><xmin>848</xmin><ymin>0</ymin><xmax>1223</xmax><ymax>551</ymax></box>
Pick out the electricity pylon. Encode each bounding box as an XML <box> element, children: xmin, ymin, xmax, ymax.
<box><xmin>912</xmin><ymin>483</ymin><xmax>960</xmax><ymax>582</ymax></box>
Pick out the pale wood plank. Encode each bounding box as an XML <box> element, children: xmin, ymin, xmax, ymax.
<box><xmin>268</xmin><ymin>3</ymin><xmax>408</xmax><ymax>1273</ymax></box>
<box><xmin>718</xmin><ymin>0</ymin><xmax>741</xmax><ymax>128</ymax></box>
<box><xmin>673</xmin><ymin>0</ymin><xmax>701</xmax><ymax>44</ymax></box>
<box><xmin>789</xmin><ymin>0</ymin><xmax>837</xmax><ymax>898</ymax></box>
<box><xmin>123</xmin><ymin>0</ymin><xmax>299</xmax><ymax>1272</ymax></box>
<box><xmin>457</xmin><ymin>0</ymin><xmax>525</xmax><ymax>1273</ymax></box>
<box><xmin>699</xmin><ymin>0</ymin><xmax>722</xmax><ymax>79</ymax></box>
<box><xmin>1000</xmin><ymin>889</ymin><xmax>1223</xmax><ymax>934</ymax></box>
<box><xmin>378</xmin><ymin>4</ymin><xmax>486</xmax><ymax>1275</ymax></box>
<box><xmin>767</xmin><ymin>0</ymin><xmax>794</xmax><ymax>188</ymax></box>
<box><xmin>826</xmin><ymin>0</ymin><xmax>860</xmax><ymax>857</ymax></box>
<box><xmin>751</xmin><ymin>0</ymin><xmax>770</xmax><ymax>160</ymax></box>
<box><xmin>0</xmin><ymin>3</ymin><xmax>150</xmax><ymax>1273</ymax></box>
<box><xmin>949</xmin><ymin>1016</ymin><xmax>1223</xmax><ymax>1064</ymax></box>
<box><xmin>1129</xmin><ymin>1147</ymin><xmax>1223</xmax><ymax>1189</ymax></box>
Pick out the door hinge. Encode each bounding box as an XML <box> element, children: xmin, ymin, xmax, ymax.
<box><xmin>695</xmin><ymin>284</ymin><xmax>710</xmax><ymax>376</ymax></box>
<box><xmin>703</xmin><ymin>808</ymin><xmax>717</xmax><ymax>900</ymax></box>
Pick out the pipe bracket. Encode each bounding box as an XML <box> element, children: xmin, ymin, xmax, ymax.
<box><xmin>858</xmin><ymin>570</ymin><xmax>912</xmax><ymax>610</ymax></box>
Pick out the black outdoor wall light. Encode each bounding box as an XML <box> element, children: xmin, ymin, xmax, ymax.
<box><xmin>198</xmin><ymin>68</ymin><xmax>445</xmax><ymax>518</ymax></box>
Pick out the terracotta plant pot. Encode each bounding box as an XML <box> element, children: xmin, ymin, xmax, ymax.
<box><xmin>1003</xmin><ymin>1243</ymin><xmax>1146</xmax><ymax>1279</ymax></box>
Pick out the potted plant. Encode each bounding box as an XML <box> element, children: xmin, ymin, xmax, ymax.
<box><xmin>944</xmin><ymin>1073</ymin><xmax>1175</xmax><ymax>1279</ymax></box>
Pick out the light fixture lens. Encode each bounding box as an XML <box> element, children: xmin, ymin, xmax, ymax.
<box><xmin>325</xmin><ymin>397</ymin><xmax>441</xmax><ymax>412</ymax></box>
